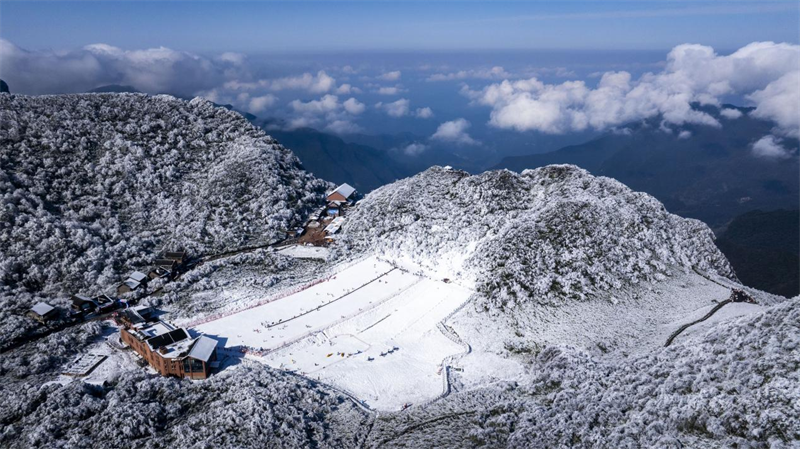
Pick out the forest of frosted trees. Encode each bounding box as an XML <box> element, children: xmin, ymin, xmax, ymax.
<box><xmin>1</xmin><ymin>93</ymin><xmax>796</xmax><ymax>448</ymax></box>
<box><xmin>342</xmin><ymin>165</ymin><xmax>735</xmax><ymax>310</ymax></box>
<box><xmin>0</xmin><ymin>93</ymin><xmax>329</xmax><ymax>346</ymax></box>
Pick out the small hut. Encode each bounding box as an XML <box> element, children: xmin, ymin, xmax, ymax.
<box><xmin>28</xmin><ymin>302</ymin><xmax>57</xmax><ymax>323</ymax></box>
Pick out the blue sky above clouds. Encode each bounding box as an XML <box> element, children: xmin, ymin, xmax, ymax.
<box><xmin>0</xmin><ymin>1</ymin><xmax>798</xmax><ymax>158</ymax></box>
<box><xmin>2</xmin><ymin>1</ymin><xmax>798</xmax><ymax>52</ymax></box>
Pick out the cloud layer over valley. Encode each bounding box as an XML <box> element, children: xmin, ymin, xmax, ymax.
<box><xmin>1</xmin><ymin>39</ymin><xmax>797</xmax><ymax>147</ymax></box>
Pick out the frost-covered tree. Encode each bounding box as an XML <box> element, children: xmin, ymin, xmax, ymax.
<box><xmin>342</xmin><ymin>165</ymin><xmax>734</xmax><ymax>310</ymax></box>
<box><xmin>0</xmin><ymin>93</ymin><xmax>328</xmax><ymax>346</ymax></box>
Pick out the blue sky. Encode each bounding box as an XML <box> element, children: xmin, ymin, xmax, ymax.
<box><xmin>2</xmin><ymin>1</ymin><xmax>797</xmax><ymax>53</ymax></box>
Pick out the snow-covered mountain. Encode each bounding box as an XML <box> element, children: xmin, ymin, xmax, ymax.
<box><xmin>336</xmin><ymin>165</ymin><xmax>796</xmax><ymax>447</ymax></box>
<box><xmin>0</xmin><ymin>93</ymin><xmax>328</xmax><ymax>345</ymax></box>
<box><xmin>1</xmin><ymin>93</ymin><xmax>795</xmax><ymax>448</ymax></box>
<box><xmin>341</xmin><ymin>165</ymin><xmax>734</xmax><ymax>310</ymax></box>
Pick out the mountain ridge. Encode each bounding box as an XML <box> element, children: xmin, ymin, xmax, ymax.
<box><xmin>492</xmin><ymin>107</ymin><xmax>799</xmax><ymax>228</ymax></box>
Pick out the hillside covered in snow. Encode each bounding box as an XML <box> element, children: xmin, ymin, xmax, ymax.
<box><xmin>0</xmin><ymin>93</ymin><xmax>328</xmax><ymax>345</ymax></box>
<box><xmin>341</xmin><ymin>165</ymin><xmax>735</xmax><ymax>310</ymax></box>
<box><xmin>1</xmin><ymin>93</ymin><xmax>796</xmax><ymax>449</ymax></box>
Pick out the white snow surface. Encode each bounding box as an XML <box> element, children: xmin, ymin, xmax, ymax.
<box><xmin>196</xmin><ymin>256</ymin><xmax>473</xmax><ymax>410</ymax></box>
<box><xmin>276</xmin><ymin>245</ymin><xmax>331</xmax><ymax>260</ymax></box>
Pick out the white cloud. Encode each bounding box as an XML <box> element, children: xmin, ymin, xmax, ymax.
<box><xmin>335</xmin><ymin>83</ymin><xmax>361</xmax><ymax>94</ymax></box>
<box><xmin>269</xmin><ymin>70</ymin><xmax>335</xmax><ymax>94</ymax></box>
<box><xmin>400</xmin><ymin>143</ymin><xmax>428</xmax><ymax>156</ymax></box>
<box><xmin>462</xmin><ymin>42</ymin><xmax>800</xmax><ymax>136</ymax></box>
<box><xmin>289</xmin><ymin>94</ymin><xmax>340</xmax><ymax>114</ymax></box>
<box><xmin>376</xmin><ymin>99</ymin><xmax>410</xmax><ymax>117</ymax></box>
<box><xmin>379</xmin><ymin>70</ymin><xmax>401</xmax><ymax>81</ymax></box>
<box><xmin>0</xmin><ymin>39</ymin><xmax>352</xmax><ymax>102</ymax></box>
<box><xmin>286</xmin><ymin>116</ymin><xmax>318</xmax><ymax>130</ymax></box>
<box><xmin>415</xmin><ymin>107</ymin><xmax>434</xmax><ymax>119</ymax></box>
<box><xmin>677</xmin><ymin>130</ymin><xmax>692</xmax><ymax>139</ymax></box>
<box><xmin>376</xmin><ymin>86</ymin><xmax>403</xmax><ymax>95</ymax></box>
<box><xmin>0</xmin><ymin>39</ymin><xmax>227</xmax><ymax>96</ymax></box>
<box><xmin>343</xmin><ymin>97</ymin><xmax>366</xmax><ymax>115</ymax></box>
<box><xmin>218</xmin><ymin>52</ymin><xmax>246</xmax><ymax>66</ymax></box>
<box><xmin>747</xmin><ymin>71</ymin><xmax>800</xmax><ymax>138</ymax></box>
<box><xmin>720</xmin><ymin>108</ymin><xmax>743</xmax><ymax>119</ymax></box>
<box><xmin>431</xmin><ymin>118</ymin><xmax>479</xmax><ymax>145</ymax></box>
<box><xmin>248</xmin><ymin>94</ymin><xmax>278</xmax><ymax>113</ymax></box>
<box><xmin>428</xmin><ymin>66</ymin><xmax>511</xmax><ymax>82</ymax></box>
<box><xmin>751</xmin><ymin>135</ymin><xmax>793</xmax><ymax>159</ymax></box>
<box><xmin>325</xmin><ymin>119</ymin><xmax>362</xmax><ymax>135</ymax></box>
<box><xmin>286</xmin><ymin>95</ymin><xmax>365</xmax><ymax>132</ymax></box>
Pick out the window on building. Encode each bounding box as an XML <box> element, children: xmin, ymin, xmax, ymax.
<box><xmin>191</xmin><ymin>358</ymin><xmax>204</xmax><ymax>373</ymax></box>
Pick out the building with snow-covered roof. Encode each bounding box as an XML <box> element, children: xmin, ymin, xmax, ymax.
<box><xmin>324</xmin><ymin>216</ymin><xmax>346</xmax><ymax>235</ymax></box>
<box><xmin>28</xmin><ymin>302</ymin><xmax>57</xmax><ymax>323</ymax></box>
<box><xmin>117</xmin><ymin>270</ymin><xmax>150</xmax><ymax>295</ymax></box>
<box><xmin>71</xmin><ymin>295</ymin><xmax>96</xmax><ymax>313</ymax></box>
<box><xmin>326</xmin><ymin>183</ymin><xmax>356</xmax><ymax>202</ymax></box>
<box><xmin>119</xmin><ymin>316</ymin><xmax>218</xmax><ymax>379</ymax></box>
<box><xmin>71</xmin><ymin>294</ymin><xmax>117</xmax><ymax>315</ymax></box>
<box><xmin>129</xmin><ymin>271</ymin><xmax>148</xmax><ymax>283</ymax></box>
<box><xmin>163</xmin><ymin>250</ymin><xmax>187</xmax><ymax>264</ymax></box>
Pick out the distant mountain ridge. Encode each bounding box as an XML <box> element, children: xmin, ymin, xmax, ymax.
<box><xmin>263</xmin><ymin>126</ymin><xmax>407</xmax><ymax>192</ymax></box>
<box><xmin>493</xmin><ymin>105</ymin><xmax>799</xmax><ymax>228</ymax></box>
<box><xmin>254</xmin><ymin>120</ymin><xmax>478</xmax><ymax>192</ymax></box>
<box><xmin>716</xmin><ymin>209</ymin><xmax>800</xmax><ymax>297</ymax></box>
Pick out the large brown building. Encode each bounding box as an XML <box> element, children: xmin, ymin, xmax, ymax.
<box><xmin>118</xmin><ymin>308</ymin><xmax>217</xmax><ymax>379</ymax></box>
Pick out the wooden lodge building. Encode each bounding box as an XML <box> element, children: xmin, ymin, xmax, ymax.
<box><xmin>326</xmin><ymin>183</ymin><xmax>356</xmax><ymax>204</ymax></box>
<box><xmin>118</xmin><ymin>307</ymin><xmax>217</xmax><ymax>379</ymax></box>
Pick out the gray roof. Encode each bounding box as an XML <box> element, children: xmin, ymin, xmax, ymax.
<box><xmin>188</xmin><ymin>336</ymin><xmax>217</xmax><ymax>362</ymax></box>
<box><xmin>329</xmin><ymin>183</ymin><xmax>355</xmax><ymax>199</ymax></box>
<box><xmin>129</xmin><ymin>271</ymin><xmax>148</xmax><ymax>282</ymax></box>
<box><xmin>31</xmin><ymin>302</ymin><xmax>55</xmax><ymax>316</ymax></box>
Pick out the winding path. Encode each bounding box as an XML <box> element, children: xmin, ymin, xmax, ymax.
<box><xmin>664</xmin><ymin>299</ymin><xmax>732</xmax><ymax>347</ymax></box>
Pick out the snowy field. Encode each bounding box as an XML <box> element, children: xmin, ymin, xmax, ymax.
<box><xmin>196</xmin><ymin>256</ymin><xmax>474</xmax><ymax>410</ymax></box>
<box><xmin>276</xmin><ymin>245</ymin><xmax>330</xmax><ymax>260</ymax></box>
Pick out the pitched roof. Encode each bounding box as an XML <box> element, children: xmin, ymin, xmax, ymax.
<box><xmin>122</xmin><ymin>279</ymin><xmax>140</xmax><ymax>290</ymax></box>
<box><xmin>31</xmin><ymin>302</ymin><xmax>55</xmax><ymax>316</ymax></box>
<box><xmin>188</xmin><ymin>336</ymin><xmax>217</xmax><ymax>362</ymax></box>
<box><xmin>129</xmin><ymin>271</ymin><xmax>148</xmax><ymax>282</ymax></box>
<box><xmin>329</xmin><ymin>183</ymin><xmax>355</xmax><ymax>199</ymax></box>
<box><xmin>324</xmin><ymin>216</ymin><xmax>346</xmax><ymax>234</ymax></box>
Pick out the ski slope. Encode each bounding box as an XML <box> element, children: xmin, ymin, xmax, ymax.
<box><xmin>196</xmin><ymin>256</ymin><xmax>474</xmax><ymax>410</ymax></box>
<box><xmin>266</xmin><ymin>277</ymin><xmax>473</xmax><ymax>410</ymax></box>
